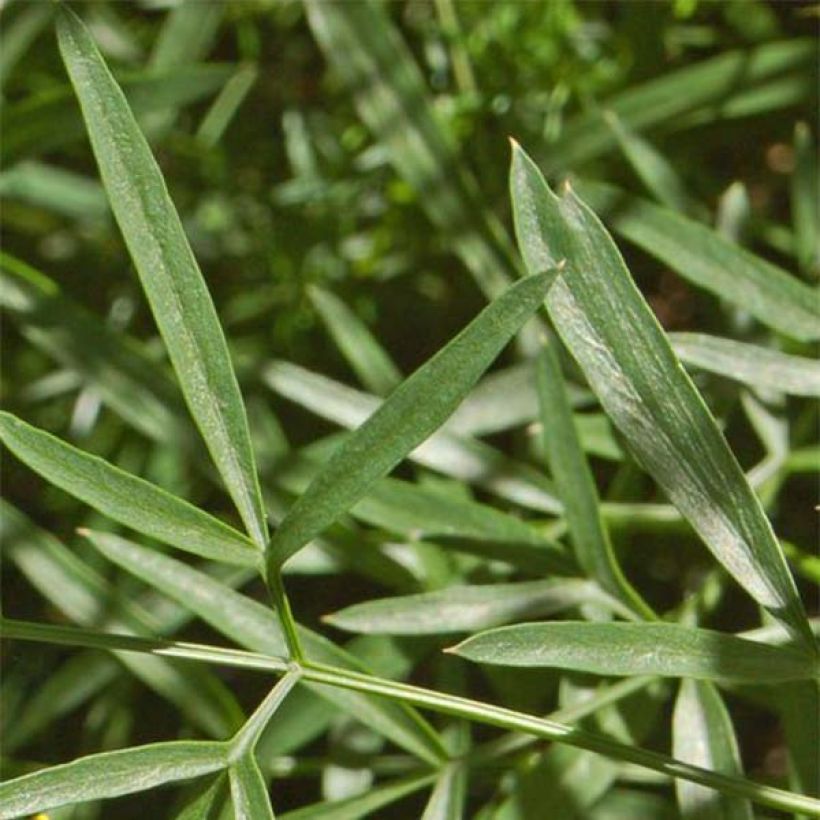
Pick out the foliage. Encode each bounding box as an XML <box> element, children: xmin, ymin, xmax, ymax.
<box><xmin>1</xmin><ymin>1</ymin><xmax>818</xmax><ymax>818</ymax></box>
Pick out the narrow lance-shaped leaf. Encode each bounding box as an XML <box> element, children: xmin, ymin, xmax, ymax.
<box><xmin>511</xmin><ymin>143</ymin><xmax>815</xmax><ymax>649</ymax></box>
<box><xmin>670</xmin><ymin>332</ymin><xmax>820</xmax><ymax>398</ymax></box>
<box><xmin>273</xmin><ymin>452</ymin><xmax>570</xmax><ymax>575</ymax></box>
<box><xmin>536</xmin><ymin>341</ymin><xmax>652</xmax><ymax>619</ymax></box>
<box><xmin>603</xmin><ymin>110</ymin><xmax>690</xmax><ymax>213</ymax></box>
<box><xmin>325</xmin><ymin>579</ymin><xmax>632</xmax><ymax>636</ymax></box>
<box><xmin>0</xmin><ymin>412</ymin><xmax>259</xmax><ymax>567</ymax></box>
<box><xmin>2</xmin><ymin>501</ymin><xmax>246</xmax><ymax>739</ymax></box>
<box><xmin>56</xmin><ymin>8</ymin><xmax>268</xmax><ymax>547</ymax></box>
<box><xmin>263</xmin><ymin>362</ymin><xmax>560</xmax><ymax>514</ymax></box>
<box><xmin>267</xmin><ymin>271</ymin><xmax>556</xmax><ymax>569</ymax></box>
<box><xmin>673</xmin><ymin>680</ymin><xmax>753</xmax><ymax>820</ymax></box>
<box><xmin>421</xmin><ymin>763</ymin><xmax>467</xmax><ymax>820</ymax></box>
<box><xmin>197</xmin><ymin>64</ymin><xmax>259</xmax><ymax>149</ymax></box>
<box><xmin>229</xmin><ymin>755</ymin><xmax>275</xmax><ymax>820</ymax></box>
<box><xmin>0</xmin><ymin>741</ymin><xmax>227</xmax><ymax>820</ymax></box>
<box><xmin>449</xmin><ymin>621</ymin><xmax>819</xmax><ymax>684</ymax></box>
<box><xmin>308</xmin><ymin>284</ymin><xmax>402</xmax><ymax>396</ymax></box>
<box><xmin>575</xmin><ymin>178</ymin><xmax>820</xmax><ymax>342</ymax></box>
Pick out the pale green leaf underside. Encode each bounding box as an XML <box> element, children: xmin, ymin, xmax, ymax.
<box><xmin>56</xmin><ymin>8</ymin><xmax>267</xmax><ymax>547</ymax></box>
<box><xmin>670</xmin><ymin>333</ymin><xmax>820</xmax><ymax>397</ymax></box>
<box><xmin>451</xmin><ymin>621</ymin><xmax>818</xmax><ymax>683</ymax></box>
<box><xmin>510</xmin><ymin>144</ymin><xmax>813</xmax><ymax>648</ymax></box>
<box><xmin>267</xmin><ymin>271</ymin><xmax>555</xmax><ymax>568</ymax></box>
<box><xmin>0</xmin><ymin>412</ymin><xmax>258</xmax><ymax>567</ymax></box>
<box><xmin>326</xmin><ymin>580</ymin><xmax>631</xmax><ymax>636</ymax></box>
<box><xmin>0</xmin><ymin>741</ymin><xmax>226</xmax><ymax>819</ymax></box>
<box><xmin>673</xmin><ymin>680</ymin><xmax>753</xmax><ymax>820</ymax></box>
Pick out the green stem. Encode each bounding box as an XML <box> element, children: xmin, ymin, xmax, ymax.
<box><xmin>265</xmin><ymin>567</ymin><xmax>305</xmax><ymax>662</ymax></box>
<box><xmin>4</xmin><ymin>618</ymin><xmax>818</xmax><ymax>816</ymax></box>
<box><xmin>301</xmin><ymin>660</ymin><xmax>820</xmax><ymax>817</ymax></box>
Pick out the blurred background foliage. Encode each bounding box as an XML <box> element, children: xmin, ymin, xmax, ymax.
<box><xmin>1</xmin><ymin>0</ymin><xmax>818</xmax><ymax>816</ymax></box>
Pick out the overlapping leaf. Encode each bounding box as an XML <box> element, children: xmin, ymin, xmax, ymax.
<box><xmin>57</xmin><ymin>8</ymin><xmax>268</xmax><ymax>547</ymax></box>
<box><xmin>511</xmin><ymin>143</ymin><xmax>814</xmax><ymax>648</ymax></box>
<box><xmin>0</xmin><ymin>412</ymin><xmax>259</xmax><ymax>566</ymax></box>
<box><xmin>267</xmin><ymin>271</ymin><xmax>555</xmax><ymax>569</ymax></box>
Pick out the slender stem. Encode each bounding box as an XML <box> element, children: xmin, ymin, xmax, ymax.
<box><xmin>469</xmin><ymin>675</ymin><xmax>657</xmax><ymax>764</ymax></box>
<box><xmin>4</xmin><ymin>618</ymin><xmax>818</xmax><ymax>815</ymax></box>
<box><xmin>301</xmin><ymin>661</ymin><xmax>820</xmax><ymax>817</ymax></box>
<box><xmin>229</xmin><ymin>669</ymin><xmax>301</xmax><ymax>761</ymax></box>
<box><xmin>0</xmin><ymin>617</ymin><xmax>289</xmax><ymax>673</ymax></box>
<box><xmin>265</xmin><ymin>568</ymin><xmax>305</xmax><ymax>662</ymax></box>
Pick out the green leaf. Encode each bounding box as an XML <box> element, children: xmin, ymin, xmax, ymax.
<box><xmin>2</xmin><ymin>650</ymin><xmax>119</xmax><ymax>755</ymax></box>
<box><xmin>229</xmin><ymin>755</ymin><xmax>275</xmax><ymax>820</ymax></box>
<box><xmin>326</xmin><ymin>580</ymin><xmax>630</xmax><ymax>636</ymax></box>
<box><xmin>150</xmin><ymin>0</ymin><xmax>222</xmax><ymax>69</ymax></box>
<box><xmin>603</xmin><ymin>110</ymin><xmax>690</xmax><ymax>212</ymax></box>
<box><xmin>575</xmin><ymin>179</ymin><xmax>820</xmax><ymax>342</ymax></box>
<box><xmin>308</xmin><ymin>284</ymin><xmax>402</xmax><ymax>396</ymax></box>
<box><xmin>1</xmin><ymin>253</ymin><xmax>190</xmax><ymax>445</ymax></box>
<box><xmin>0</xmin><ymin>2</ymin><xmax>53</xmax><ymax>90</ymax></box>
<box><xmin>1</xmin><ymin>63</ymin><xmax>233</xmax><ymax>164</ymax></box>
<box><xmin>0</xmin><ymin>161</ymin><xmax>107</xmax><ymax>220</ymax></box>
<box><xmin>230</xmin><ymin>672</ymin><xmax>302</xmax><ymax>759</ymax></box>
<box><xmin>173</xmin><ymin>773</ymin><xmax>230</xmax><ymax>820</ymax></box>
<box><xmin>540</xmin><ymin>39</ymin><xmax>816</xmax><ymax>174</ymax></box>
<box><xmin>421</xmin><ymin>764</ymin><xmax>467</xmax><ymax>820</ymax></box>
<box><xmin>86</xmin><ymin>530</ymin><xmax>448</xmax><ymax>765</ymax></box>
<box><xmin>510</xmin><ymin>144</ymin><xmax>814</xmax><ymax>648</ymax></box>
<box><xmin>0</xmin><ymin>412</ymin><xmax>259</xmax><ymax>566</ymax></box>
<box><xmin>273</xmin><ymin>452</ymin><xmax>570</xmax><ymax>575</ymax></box>
<box><xmin>264</xmin><ymin>362</ymin><xmax>560</xmax><ymax>513</ymax></box>
<box><xmin>777</xmin><ymin>681</ymin><xmax>820</xmax><ymax>803</ymax></box>
<box><xmin>0</xmin><ymin>741</ymin><xmax>226</xmax><ymax>819</ymax></box>
<box><xmin>196</xmin><ymin>64</ymin><xmax>259</xmax><ymax>149</ymax></box>
<box><xmin>449</xmin><ymin>621</ymin><xmax>818</xmax><ymax>683</ymax></box>
<box><xmin>536</xmin><ymin>341</ymin><xmax>652</xmax><ymax>618</ymax></box>
<box><xmin>792</xmin><ymin>122</ymin><xmax>820</xmax><ymax>277</ymax></box>
<box><xmin>1</xmin><ymin>617</ymin><xmax>287</xmax><ymax>675</ymax></box>
<box><xmin>1</xmin><ymin>508</ymin><xmax>246</xmax><ymax>741</ymax></box>
<box><xmin>670</xmin><ymin>333</ymin><xmax>820</xmax><ymax>397</ymax></box>
<box><xmin>267</xmin><ymin>271</ymin><xmax>556</xmax><ymax>569</ymax></box>
<box><xmin>279</xmin><ymin>773</ymin><xmax>435</xmax><ymax>820</ymax></box>
<box><xmin>673</xmin><ymin>680</ymin><xmax>753</xmax><ymax>820</ymax></box>
<box><xmin>57</xmin><ymin>7</ymin><xmax>268</xmax><ymax>547</ymax></box>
